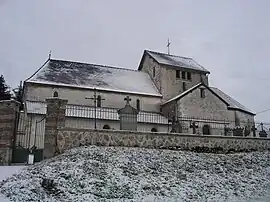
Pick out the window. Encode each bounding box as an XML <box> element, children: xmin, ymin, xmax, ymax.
<box><xmin>151</xmin><ymin>128</ymin><xmax>158</xmax><ymax>132</ymax></box>
<box><xmin>153</xmin><ymin>66</ymin><xmax>155</xmax><ymax>77</ymax></box>
<box><xmin>187</xmin><ymin>72</ymin><xmax>191</xmax><ymax>80</ymax></box>
<box><xmin>200</xmin><ymin>88</ymin><xmax>205</xmax><ymax>98</ymax></box>
<box><xmin>136</xmin><ymin>99</ymin><xmax>140</xmax><ymax>111</ymax></box>
<box><xmin>182</xmin><ymin>71</ymin><xmax>186</xmax><ymax>79</ymax></box>
<box><xmin>176</xmin><ymin>70</ymin><xmax>180</xmax><ymax>78</ymax></box>
<box><xmin>103</xmin><ymin>124</ymin><xmax>110</xmax><ymax>129</ymax></box>
<box><xmin>182</xmin><ymin>82</ymin><xmax>187</xmax><ymax>91</ymax></box>
<box><xmin>202</xmin><ymin>124</ymin><xmax>211</xmax><ymax>135</ymax></box>
<box><xmin>97</xmin><ymin>95</ymin><xmax>101</xmax><ymax>107</ymax></box>
<box><xmin>53</xmin><ymin>91</ymin><xmax>58</xmax><ymax>97</ymax></box>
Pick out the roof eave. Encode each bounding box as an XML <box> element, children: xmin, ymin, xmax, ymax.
<box><xmin>25</xmin><ymin>80</ymin><xmax>163</xmax><ymax>98</ymax></box>
<box><xmin>161</xmin><ymin>63</ymin><xmax>210</xmax><ymax>74</ymax></box>
<box><xmin>138</xmin><ymin>50</ymin><xmax>148</xmax><ymax>71</ymax></box>
<box><xmin>24</xmin><ymin>58</ymin><xmax>50</xmax><ymax>82</ymax></box>
<box><xmin>161</xmin><ymin>83</ymin><xmax>204</xmax><ymax>105</ymax></box>
<box><xmin>228</xmin><ymin>107</ymin><xmax>255</xmax><ymax>116</ymax></box>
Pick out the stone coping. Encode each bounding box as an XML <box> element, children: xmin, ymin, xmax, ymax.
<box><xmin>60</xmin><ymin>128</ymin><xmax>270</xmax><ymax>141</ymax></box>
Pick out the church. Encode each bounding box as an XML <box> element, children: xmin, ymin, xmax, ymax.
<box><xmin>22</xmin><ymin>50</ymin><xmax>255</xmax><ymax>143</ymax></box>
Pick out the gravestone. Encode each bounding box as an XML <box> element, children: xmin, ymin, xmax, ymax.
<box><xmin>117</xmin><ymin>96</ymin><xmax>138</xmax><ymax>131</ymax></box>
<box><xmin>259</xmin><ymin>123</ymin><xmax>268</xmax><ymax>138</ymax></box>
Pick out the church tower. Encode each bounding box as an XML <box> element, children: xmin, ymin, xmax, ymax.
<box><xmin>138</xmin><ymin>50</ymin><xmax>210</xmax><ymax>101</ymax></box>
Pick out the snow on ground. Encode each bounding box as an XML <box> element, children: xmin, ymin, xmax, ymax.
<box><xmin>0</xmin><ymin>166</ymin><xmax>25</xmax><ymax>202</ymax></box>
<box><xmin>0</xmin><ymin>146</ymin><xmax>269</xmax><ymax>202</ymax></box>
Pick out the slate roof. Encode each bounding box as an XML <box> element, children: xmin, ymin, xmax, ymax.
<box><xmin>210</xmin><ymin>87</ymin><xmax>254</xmax><ymax>115</ymax></box>
<box><xmin>162</xmin><ymin>83</ymin><xmax>255</xmax><ymax>115</ymax></box>
<box><xmin>25</xmin><ymin>101</ymin><xmax>169</xmax><ymax>124</ymax></box>
<box><xmin>26</xmin><ymin>59</ymin><xmax>162</xmax><ymax>97</ymax></box>
<box><xmin>139</xmin><ymin>50</ymin><xmax>210</xmax><ymax>73</ymax></box>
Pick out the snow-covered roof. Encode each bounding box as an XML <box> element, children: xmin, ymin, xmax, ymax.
<box><xmin>210</xmin><ymin>87</ymin><xmax>254</xmax><ymax>115</ymax></box>
<box><xmin>25</xmin><ymin>101</ymin><xmax>169</xmax><ymax>125</ymax></box>
<box><xmin>161</xmin><ymin>83</ymin><xmax>254</xmax><ymax>115</ymax></box>
<box><xmin>144</xmin><ymin>50</ymin><xmax>210</xmax><ymax>73</ymax></box>
<box><xmin>26</xmin><ymin>59</ymin><xmax>162</xmax><ymax>97</ymax></box>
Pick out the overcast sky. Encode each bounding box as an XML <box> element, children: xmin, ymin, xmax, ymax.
<box><xmin>0</xmin><ymin>0</ymin><xmax>270</xmax><ymax>122</ymax></box>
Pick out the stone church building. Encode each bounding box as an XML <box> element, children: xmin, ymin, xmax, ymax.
<box><xmin>22</xmin><ymin>50</ymin><xmax>255</xmax><ymax>148</ymax></box>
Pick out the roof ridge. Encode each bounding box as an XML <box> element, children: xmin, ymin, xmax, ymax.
<box><xmin>145</xmin><ymin>50</ymin><xmax>192</xmax><ymax>59</ymax></box>
<box><xmin>49</xmin><ymin>58</ymin><xmax>139</xmax><ymax>73</ymax></box>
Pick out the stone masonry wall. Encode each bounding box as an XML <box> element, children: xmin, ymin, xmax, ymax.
<box><xmin>57</xmin><ymin>128</ymin><xmax>270</xmax><ymax>154</ymax></box>
<box><xmin>44</xmin><ymin>98</ymin><xmax>68</xmax><ymax>159</ymax></box>
<box><xmin>0</xmin><ymin>100</ymin><xmax>20</xmax><ymax>165</ymax></box>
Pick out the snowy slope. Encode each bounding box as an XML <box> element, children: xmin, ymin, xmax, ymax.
<box><xmin>0</xmin><ymin>166</ymin><xmax>25</xmax><ymax>202</ymax></box>
<box><xmin>0</xmin><ymin>146</ymin><xmax>269</xmax><ymax>202</ymax></box>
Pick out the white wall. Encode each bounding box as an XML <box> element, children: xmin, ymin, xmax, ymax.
<box><xmin>24</xmin><ymin>83</ymin><xmax>162</xmax><ymax>112</ymax></box>
<box><xmin>65</xmin><ymin>117</ymin><xmax>168</xmax><ymax>132</ymax></box>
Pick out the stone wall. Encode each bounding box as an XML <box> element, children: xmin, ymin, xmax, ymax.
<box><xmin>57</xmin><ymin>128</ymin><xmax>270</xmax><ymax>153</ymax></box>
<box><xmin>177</xmin><ymin>86</ymin><xmax>234</xmax><ymax>121</ymax></box>
<box><xmin>0</xmin><ymin>100</ymin><xmax>20</xmax><ymax>165</ymax></box>
<box><xmin>139</xmin><ymin>54</ymin><xmax>209</xmax><ymax>101</ymax></box>
<box><xmin>44</xmin><ymin>98</ymin><xmax>68</xmax><ymax>159</ymax></box>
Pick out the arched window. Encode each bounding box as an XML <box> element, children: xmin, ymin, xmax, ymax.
<box><xmin>53</xmin><ymin>91</ymin><xmax>58</xmax><ymax>97</ymax></box>
<box><xmin>151</xmin><ymin>128</ymin><xmax>158</xmax><ymax>132</ymax></box>
<box><xmin>97</xmin><ymin>95</ymin><xmax>101</xmax><ymax>107</ymax></box>
<box><xmin>136</xmin><ymin>99</ymin><xmax>140</xmax><ymax>111</ymax></box>
<box><xmin>202</xmin><ymin>124</ymin><xmax>211</xmax><ymax>135</ymax></box>
<box><xmin>103</xmin><ymin>124</ymin><xmax>110</xmax><ymax>129</ymax></box>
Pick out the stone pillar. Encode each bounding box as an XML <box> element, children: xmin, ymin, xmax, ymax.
<box><xmin>44</xmin><ymin>98</ymin><xmax>67</xmax><ymax>159</ymax></box>
<box><xmin>0</xmin><ymin>100</ymin><xmax>20</xmax><ymax>165</ymax></box>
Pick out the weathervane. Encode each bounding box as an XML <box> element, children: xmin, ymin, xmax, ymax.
<box><xmin>167</xmin><ymin>38</ymin><xmax>171</xmax><ymax>55</ymax></box>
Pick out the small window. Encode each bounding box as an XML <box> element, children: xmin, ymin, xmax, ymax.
<box><xmin>151</xmin><ymin>128</ymin><xmax>158</xmax><ymax>132</ymax></box>
<box><xmin>200</xmin><ymin>88</ymin><xmax>205</xmax><ymax>98</ymax></box>
<box><xmin>153</xmin><ymin>66</ymin><xmax>155</xmax><ymax>77</ymax></box>
<box><xmin>176</xmin><ymin>70</ymin><xmax>180</xmax><ymax>78</ymax></box>
<box><xmin>182</xmin><ymin>71</ymin><xmax>186</xmax><ymax>79</ymax></box>
<box><xmin>183</xmin><ymin>82</ymin><xmax>187</xmax><ymax>91</ymax></box>
<box><xmin>103</xmin><ymin>124</ymin><xmax>110</xmax><ymax>129</ymax></box>
<box><xmin>187</xmin><ymin>72</ymin><xmax>191</xmax><ymax>80</ymax></box>
<box><xmin>136</xmin><ymin>99</ymin><xmax>140</xmax><ymax>111</ymax></box>
<box><xmin>53</xmin><ymin>91</ymin><xmax>58</xmax><ymax>97</ymax></box>
<box><xmin>97</xmin><ymin>95</ymin><xmax>101</xmax><ymax>107</ymax></box>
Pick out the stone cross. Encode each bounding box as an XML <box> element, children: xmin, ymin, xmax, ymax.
<box><xmin>124</xmin><ymin>96</ymin><xmax>131</xmax><ymax>105</ymax></box>
<box><xmin>190</xmin><ymin>121</ymin><xmax>198</xmax><ymax>134</ymax></box>
<box><xmin>251</xmin><ymin>125</ymin><xmax>257</xmax><ymax>137</ymax></box>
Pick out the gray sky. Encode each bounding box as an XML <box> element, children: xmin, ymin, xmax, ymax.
<box><xmin>0</xmin><ymin>0</ymin><xmax>269</xmax><ymax>122</ymax></box>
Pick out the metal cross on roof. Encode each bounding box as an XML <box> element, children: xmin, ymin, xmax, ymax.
<box><xmin>124</xmin><ymin>96</ymin><xmax>131</xmax><ymax>105</ymax></box>
<box><xmin>167</xmin><ymin>38</ymin><xmax>171</xmax><ymax>55</ymax></box>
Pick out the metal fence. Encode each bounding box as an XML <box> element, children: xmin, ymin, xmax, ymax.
<box><xmin>64</xmin><ymin>105</ymin><xmax>269</xmax><ymax>137</ymax></box>
<box><xmin>173</xmin><ymin>116</ymin><xmax>270</xmax><ymax>137</ymax></box>
<box><xmin>65</xmin><ymin>105</ymin><xmax>170</xmax><ymax>125</ymax></box>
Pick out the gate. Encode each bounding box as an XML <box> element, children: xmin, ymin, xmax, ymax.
<box><xmin>12</xmin><ymin>112</ymin><xmax>46</xmax><ymax>163</ymax></box>
<box><xmin>12</xmin><ymin>112</ymin><xmax>32</xmax><ymax>163</ymax></box>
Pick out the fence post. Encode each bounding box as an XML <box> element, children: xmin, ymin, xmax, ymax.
<box><xmin>0</xmin><ymin>100</ymin><xmax>20</xmax><ymax>165</ymax></box>
<box><xmin>44</xmin><ymin>98</ymin><xmax>68</xmax><ymax>159</ymax></box>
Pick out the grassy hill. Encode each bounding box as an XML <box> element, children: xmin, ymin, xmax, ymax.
<box><xmin>0</xmin><ymin>146</ymin><xmax>269</xmax><ymax>202</ymax></box>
